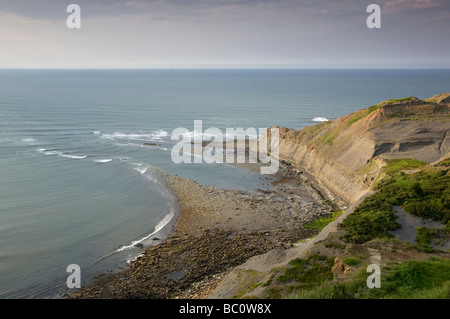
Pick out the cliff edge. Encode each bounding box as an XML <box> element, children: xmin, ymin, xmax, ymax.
<box><xmin>269</xmin><ymin>93</ymin><xmax>450</xmax><ymax>204</ymax></box>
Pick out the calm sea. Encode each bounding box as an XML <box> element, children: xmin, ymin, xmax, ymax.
<box><xmin>0</xmin><ymin>69</ymin><xmax>449</xmax><ymax>298</ymax></box>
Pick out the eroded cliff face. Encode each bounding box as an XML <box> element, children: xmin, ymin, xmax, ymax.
<box><xmin>263</xmin><ymin>93</ymin><xmax>450</xmax><ymax>204</ymax></box>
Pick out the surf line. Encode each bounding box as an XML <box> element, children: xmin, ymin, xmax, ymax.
<box><xmin>116</xmin><ymin>210</ymin><xmax>175</xmax><ymax>252</ymax></box>
<box><xmin>90</xmin><ymin>209</ymin><xmax>175</xmax><ymax>267</ymax></box>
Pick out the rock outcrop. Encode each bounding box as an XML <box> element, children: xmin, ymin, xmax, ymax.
<box><xmin>260</xmin><ymin>93</ymin><xmax>450</xmax><ymax>204</ymax></box>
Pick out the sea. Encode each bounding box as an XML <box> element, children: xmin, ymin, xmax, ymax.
<box><xmin>0</xmin><ymin>69</ymin><xmax>449</xmax><ymax>298</ymax></box>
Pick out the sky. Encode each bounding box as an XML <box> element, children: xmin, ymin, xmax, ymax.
<box><xmin>0</xmin><ymin>0</ymin><xmax>449</xmax><ymax>69</ymax></box>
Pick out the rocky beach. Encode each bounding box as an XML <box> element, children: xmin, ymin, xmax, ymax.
<box><xmin>68</xmin><ymin>162</ymin><xmax>338</xmax><ymax>299</ymax></box>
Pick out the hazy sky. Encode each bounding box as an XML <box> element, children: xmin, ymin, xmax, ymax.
<box><xmin>1</xmin><ymin>0</ymin><xmax>449</xmax><ymax>68</ymax></box>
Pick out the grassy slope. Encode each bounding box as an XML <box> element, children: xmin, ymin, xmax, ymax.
<box><xmin>260</xmin><ymin>158</ymin><xmax>450</xmax><ymax>300</ymax></box>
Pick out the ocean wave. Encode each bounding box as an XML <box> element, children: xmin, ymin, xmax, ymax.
<box><xmin>116</xmin><ymin>210</ymin><xmax>175</xmax><ymax>252</ymax></box>
<box><xmin>180</xmin><ymin>129</ymin><xmax>259</xmax><ymax>141</ymax></box>
<box><xmin>40</xmin><ymin>150</ymin><xmax>63</xmax><ymax>156</ymax></box>
<box><xmin>134</xmin><ymin>166</ymin><xmax>148</xmax><ymax>175</ymax></box>
<box><xmin>131</xmin><ymin>162</ymin><xmax>153</xmax><ymax>176</ymax></box>
<box><xmin>127</xmin><ymin>253</ymin><xmax>144</xmax><ymax>264</ymax></box>
<box><xmin>93</xmin><ymin>159</ymin><xmax>113</xmax><ymax>163</ymax></box>
<box><xmin>312</xmin><ymin>117</ymin><xmax>329</xmax><ymax>122</ymax></box>
<box><xmin>37</xmin><ymin>149</ymin><xmax>87</xmax><ymax>159</ymax></box>
<box><xmin>21</xmin><ymin>138</ymin><xmax>38</xmax><ymax>144</ymax></box>
<box><xmin>100</xmin><ymin>130</ymin><xmax>169</xmax><ymax>142</ymax></box>
<box><xmin>116</xmin><ymin>166</ymin><xmax>178</xmax><ymax>252</ymax></box>
<box><xmin>59</xmin><ymin>154</ymin><xmax>88</xmax><ymax>159</ymax></box>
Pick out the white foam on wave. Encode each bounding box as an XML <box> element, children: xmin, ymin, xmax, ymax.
<box><xmin>115</xmin><ymin>165</ymin><xmax>178</xmax><ymax>253</ymax></box>
<box><xmin>59</xmin><ymin>154</ymin><xmax>88</xmax><ymax>159</ymax></box>
<box><xmin>126</xmin><ymin>253</ymin><xmax>144</xmax><ymax>264</ymax></box>
<box><xmin>135</xmin><ymin>167</ymin><xmax>148</xmax><ymax>175</ymax></box>
<box><xmin>131</xmin><ymin>162</ymin><xmax>152</xmax><ymax>175</ymax></box>
<box><xmin>94</xmin><ymin>159</ymin><xmax>113</xmax><ymax>163</ymax></box>
<box><xmin>37</xmin><ymin>149</ymin><xmax>88</xmax><ymax>159</ymax></box>
<box><xmin>116</xmin><ymin>209</ymin><xmax>175</xmax><ymax>252</ymax></box>
<box><xmin>152</xmin><ymin>130</ymin><xmax>169</xmax><ymax>139</ymax></box>
<box><xmin>180</xmin><ymin>129</ymin><xmax>258</xmax><ymax>141</ymax></box>
<box><xmin>100</xmin><ymin>130</ymin><xmax>169</xmax><ymax>142</ymax></box>
<box><xmin>43</xmin><ymin>150</ymin><xmax>63</xmax><ymax>156</ymax></box>
<box><xmin>21</xmin><ymin>138</ymin><xmax>37</xmax><ymax>144</ymax></box>
<box><xmin>312</xmin><ymin>117</ymin><xmax>329</xmax><ymax>122</ymax></box>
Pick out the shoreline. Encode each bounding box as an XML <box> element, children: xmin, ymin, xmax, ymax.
<box><xmin>68</xmin><ymin>161</ymin><xmax>341</xmax><ymax>299</ymax></box>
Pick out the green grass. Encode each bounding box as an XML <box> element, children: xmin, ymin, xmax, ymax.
<box><xmin>367</xmin><ymin>104</ymin><xmax>380</xmax><ymax>113</ymax></box>
<box><xmin>424</xmin><ymin>98</ymin><xmax>438</xmax><ymax>104</ymax></box>
<box><xmin>345</xmin><ymin>112</ymin><xmax>366</xmax><ymax>127</ymax></box>
<box><xmin>297</xmin><ymin>120</ymin><xmax>332</xmax><ymax>142</ymax></box>
<box><xmin>304</xmin><ymin>211</ymin><xmax>344</xmax><ymax>231</ymax></box>
<box><xmin>383</xmin><ymin>97</ymin><xmax>416</xmax><ymax>105</ymax></box>
<box><xmin>387</xmin><ymin>111</ymin><xmax>416</xmax><ymax>118</ymax></box>
<box><xmin>340</xmin><ymin>162</ymin><xmax>449</xmax><ymax>243</ymax></box>
<box><xmin>416</xmin><ymin>226</ymin><xmax>450</xmax><ymax>252</ymax></box>
<box><xmin>276</xmin><ymin>253</ymin><xmax>335</xmax><ymax>288</ymax></box>
<box><xmin>324</xmin><ymin>242</ymin><xmax>346</xmax><ymax>250</ymax></box>
<box><xmin>345</xmin><ymin>105</ymin><xmax>380</xmax><ymax>127</ymax></box>
<box><xmin>339</xmin><ymin>207</ymin><xmax>400</xmax><ymax>244</ymax></box>
<box><xmin>438</xmin><ymin>158</ymin><xmax>450</xmax><ymax>167</ymax></box>
<box><xmin>291</xmin><ymin>257</ymin><xmax>450</xmax><ymax>299</ymax></box>
<box><xmin>416</xmin><ymin>227</ymin><xmax>439</xmax><ymax>252</ymax></box>
<box><xmin>318</xmin><ymin>131</ymin><xmax>338</xmax><ymax>145</ymax></box>
<box><xmin>343</xmin><ymin>257</ymin><xmax>361</xmax><ymax>266</ymax></box>
<box><xmin>383</xmin><ymin>158</ymin><xmax>427</xmax><ymax>174</ymax></box>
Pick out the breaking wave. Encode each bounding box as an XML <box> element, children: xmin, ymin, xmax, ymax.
<box><xmin>312</xmin><ymin>117</ymin><xmax>329</xmax><ymax>122</ymax></box>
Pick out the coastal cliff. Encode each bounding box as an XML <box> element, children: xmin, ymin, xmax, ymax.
<box><xmin>265</xmin><ymin>93</ymin><xmax>450</xmax><ymax>204</ymax></box>
<box><xmin>210</xmin><ymin>93</ymin><xmax>450</xmax><ymax>299</ymax></box>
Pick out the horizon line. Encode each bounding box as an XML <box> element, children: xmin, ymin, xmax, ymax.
<box><xmin>1</xmin><ymin>67</ymin><xmax>450</xmax><ymax>70</ymax></box>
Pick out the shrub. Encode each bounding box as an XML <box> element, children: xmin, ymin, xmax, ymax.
<box><xmin>340</xmin><ymin>208</ymin><xmax>399</xmax><ymax>244</ymax></box>
<box><xmin>277</xmin><ymin>254</ymin><xmax>335</xmax><ymax>288</ymax></box>
<box><xmin>343</xmin><ymin>257</ymin><xmax>360</xmax><ymax>266</ymax></box>
<box><xmin>291</xmin><ymin>257</ymin><xmax>450</xmax><ymax>299</ymax></box>
<box><xmin>341</xmin><ymin>162</ymin><xmax>450</xmax><ymax>243</ymax></box>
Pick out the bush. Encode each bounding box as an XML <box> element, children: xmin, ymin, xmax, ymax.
<box><xmin>340</xmin><ymin>208</ymin><xmax>400</xmax><ymax>243</ymax></box>
<box><xmin>410</xmin><ymin>182</ymin><xmax>423</xmax><ymax>197</ymax></box>
<box><xmin>343</xmin><ymin>257</ymin><xmax>360</xmax><ymax>266</ymax></box>
<box><xmin>291</xmin><ymin>257</ymin><xmax>450</xmax><ymax>299</ymax></box>
<box><xmin>340</xmin><ymin>162</ymin><xmax>450</xmax><ymax>243</ymax></box>
<box><xmin>277</xmin><ymin>254</ymin><xmax>335</xmax><ymax>288</ymax></box>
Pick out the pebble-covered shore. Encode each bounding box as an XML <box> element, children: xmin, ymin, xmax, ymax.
<box><xmin>68</xmin><ymin>165</ymin><xmax>335</xmax><ymax>299</ymax></box>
